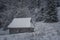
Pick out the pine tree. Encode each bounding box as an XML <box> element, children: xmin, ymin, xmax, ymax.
<box><xmin>44</xmin><ymin>0</ymin><xmax>58</xmax><ymax>23</ymax></box>
<box><xmin>33</xmin><ymin>0</ymin><xmax>58</xmax><ymax>23</ymax></box>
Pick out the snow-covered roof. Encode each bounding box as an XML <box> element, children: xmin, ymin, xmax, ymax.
<box><xmin>8</xmin><ymin>18</ymin><xmax>33</xmax><ymax>28</ymax></box>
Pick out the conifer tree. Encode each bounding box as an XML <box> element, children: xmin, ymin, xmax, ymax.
<box><xmin>44</xmin><ymin>0</ymin><xmax>58</xmax><ymax>23</ymax></box>
<box><xmin>33</xmin><ymin>0</ymin><xmax>58</xmax><ymax>23</ymax></box>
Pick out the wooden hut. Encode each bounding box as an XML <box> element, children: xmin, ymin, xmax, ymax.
<box><xmin>8</xmin><ymin>18</ymin><xmax>34</xmax><ymax>34</ymax></box>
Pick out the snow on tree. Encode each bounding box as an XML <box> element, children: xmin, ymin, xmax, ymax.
<box><xmin>31</xmin><ymin>0</ymin><xmax>58</xmax><ymax>23</ymax></box>
<box><xmin>44</xmin><ymin>0</ymin><xmax>58</xmax><ymax>23</ymax></box>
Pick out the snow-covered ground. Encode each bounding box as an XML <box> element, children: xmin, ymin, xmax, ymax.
<box><xmin>34</xmin><ymin>22</ymin><xmax>60</xmax><ymax>40</ymax></box>
<box><xmin>0</xmin><ymin>7</ymin><xmax>60</xmax><ymax>40</ymax></box>
<box><xmin>0</xmin><ymin>33</ymin><xmax>34</xmax><ymax>40</ymax></box>
<box><xmin>0</xmin><ymin>28</ymin><xmax>9</xmax><ymax>35</ymax></box>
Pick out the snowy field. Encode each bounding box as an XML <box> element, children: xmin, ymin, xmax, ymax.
<box><xmin>0</xmin><ymin>7</ymin><xmax>60</xmax><ymax>40</ymax></box>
